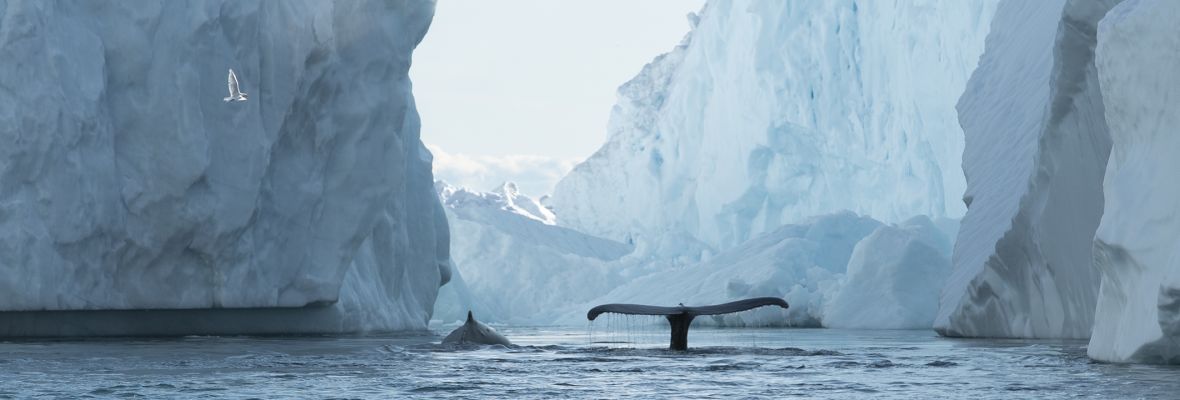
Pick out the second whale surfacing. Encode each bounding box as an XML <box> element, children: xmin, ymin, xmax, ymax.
<box><xmin>442</xmin><ymin>311</ymin><xmax>512</xmax><ymax>346</ymax></box>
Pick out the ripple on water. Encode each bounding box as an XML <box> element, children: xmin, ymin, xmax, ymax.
<box><xmin>556</xmin><ymin>345</ymin><xmax>845</xmax><ymax>358</ymax></box>
<box><xmin>89</xmin><ymin>388</ymin><xmax>115</xmax><ymax>396</ymax></box>
<box><xmin>1</xmin><ymin>328</ymin><xmax>1175</xmax><ymax>399</ymax></box>
<box><xmin>703</xmin><ymin>360</ymin><xmax>762</xmax><ymax>372</ymax></box>
<box><xmin>1004</xmin><ymin>384</ymin><xmax>1042</xmax><ymax>392</ymax></box>
<box><xmin>410</xmin><ymin>384</ymin><xmax>477</xmax><ymax>393</ymax></box>
<box><xmin>925</xmin><ymin>360</ymin><xmax>958</xmax><ymax>367</ymax></box>
<box><xmin>556</xmin><ymin>356</ymin><xmax>635</xmax><ymax>363</ymax></box>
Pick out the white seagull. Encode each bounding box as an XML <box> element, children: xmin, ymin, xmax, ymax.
<box><xmin>223</xmin><ymin>68</ymin><xmax>248</xmax><ymax>102</ymax></box>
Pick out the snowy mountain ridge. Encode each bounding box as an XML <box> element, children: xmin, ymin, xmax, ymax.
<box><xmin>438</xmin><ymin>181</ymin><xmax>556</xmax><ymax>226</ymax></box>
<box><xmin>434</xmin><ymin>181</ymin><xmax>631</xmax><ymax>325</ymax></box>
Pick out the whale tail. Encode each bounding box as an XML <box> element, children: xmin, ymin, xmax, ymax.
<box><xmin>586</xmin><ymin>297</ymin><xmax>789</xmax><ymax>350</ymax></box>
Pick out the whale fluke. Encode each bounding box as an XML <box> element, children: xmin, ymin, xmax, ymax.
<box><xmin>586</xmin><ymin>297</ymin><xmax>790</xmax><ymax>321</ymax></box>
<box><xmin>586</xmin><ymin>297</ymin><xmax>789</xmax><ymax>350</ymax></box>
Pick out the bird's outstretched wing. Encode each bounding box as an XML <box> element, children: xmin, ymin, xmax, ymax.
<box><xmin>227</xmin><ymin>69</ymin><xmax>240</xmax><ymax>97</ymax></box>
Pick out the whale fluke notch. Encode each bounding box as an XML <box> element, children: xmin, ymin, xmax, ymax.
<box><xmin>586</xmin><ymin>297</ymin><xmax>789</xmax><ymax>350</ymax></box>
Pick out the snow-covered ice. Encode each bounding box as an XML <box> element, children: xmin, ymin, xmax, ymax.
<box><xmin>0</xmin><ymin>1</ymin><xmax>447</xmax><ymax>333</ymax></box>
<box><xmin>433</xmin><ymin>182</ymin><xmax>631</xmax><ymax>325</ymax></box>
<box><xmin>1088</xmin><ymin>0</ymin><xmax>1180</xmax><ymax>364</ymax></box>
<box><xmin>936</xmin><ymin>0</ymin><xmax>1121</xmax><ymax>339</ymax></box>
<box><xmin>552</xmin><ymin>0</ymin><xmax>997</xmax><ymax>251</ymax></box>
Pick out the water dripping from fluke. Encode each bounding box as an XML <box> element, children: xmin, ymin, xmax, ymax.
<box><xmin>585</xmin><ymin>297</ymin><xmax>789</xmax><ymax>350</ymax></box>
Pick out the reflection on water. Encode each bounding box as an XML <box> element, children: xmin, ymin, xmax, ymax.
<box><xmin>0</xmin><ymin>326</ymin><xmax>1178</xmax><ymax>399</ymax></box>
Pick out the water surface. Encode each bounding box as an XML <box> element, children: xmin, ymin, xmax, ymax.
<box><xmin>1</xmin><ymin>325</ymin><xmax>1177</xmax><ymax>399</ymax></box>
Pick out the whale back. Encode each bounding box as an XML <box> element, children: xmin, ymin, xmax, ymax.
<box><xmin>442</xmin><ymin>311</ymin><xmax>512</xmax><ymax>346</ymax></box>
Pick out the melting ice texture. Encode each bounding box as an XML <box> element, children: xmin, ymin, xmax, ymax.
<box><xmin>912</xmin><ymin>0</ymin><xmax>1180</xmax><ymax>365</ymax></box>
<box><xmin>551</xmin><ymin>0</ymin><xmax>997</xmax><ymax>251</ymax></box>
<box><xmin>1089</xmin><ymin>0</ymin><xmax>1180</xmax><ymax>364</ymax></box>
<box><xmin>937</xmin><ymin>0</ymin><xmax>1122</xmax><ymax>339</ymax></box>
<box><xmin>0</xmin><ymin>1</ymin><xmax>449</xmax><ymax>333</ymax></box>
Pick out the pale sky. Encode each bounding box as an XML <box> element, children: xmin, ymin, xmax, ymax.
<box><xmin>411</xmin><ymin>0</ymin><xmax>704</xmax><ymax>195</ymax></box>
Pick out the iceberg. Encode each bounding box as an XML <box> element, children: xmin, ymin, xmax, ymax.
<box><xmin>433</xmin><ymin>182</ymin><xmax>631</xmax><ymax>325</ymax></box>
<box><xmin>566</xmin><ymin>212</ymin><xmax>881</xmax><ymax>327</ymax></box>
<box><xmin>552</xmin><ymin>0</ymin><xmax>997</xmax><ymax>251</ymax></box>
<box><xmin>824</xmin><ymin>217</ymin><xmax>951</xmax><ymax>330</ymax></box>
<box><xmin>565</xmin><ymin>212</ymin><xmax>953</xmax><ymax>329</ymax></box>
<box><xmin>935</xmin><ymin>0</ymin><xmax>1122</xmax><ymax>339</ymax></box>
<box><xmin>1088</xmin><ymin>0</ymin><xmax>1180</xmax><ymax>363</ymax></box>
<box><xmin>0</xmin><ymin>1</ymin><xmax>447</xmax><ymax>334</ymax></box>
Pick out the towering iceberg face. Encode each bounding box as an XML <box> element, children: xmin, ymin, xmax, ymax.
<box><xmin>0</xmin><ymin>1</ymin><xmax>447</xmax><ymax>333</ymax></box>
<box><xmin>552</xmin><ymin>1</ymin><xmax>996</xmax><ymax>251</ymax></box>
<box><xmin>1088</xmin><ymin>0</ymin><xmax>1180</xmax><ymax>363</ymax></box>
<box><xmin>935</xmin><ymin>0</ymin><xmax>1121</xmax><ymax>339</ymax></box>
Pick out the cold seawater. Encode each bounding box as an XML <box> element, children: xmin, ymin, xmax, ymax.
<box><xmin>1</xmin><ymin>324</ymin><xmax>1178</xmax><ymax>399</ymax></box>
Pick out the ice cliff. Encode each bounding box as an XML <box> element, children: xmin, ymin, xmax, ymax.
<box><xmin>1088</xmin><ymin>0</ymin><xmax>1180</xmax><ymax>363</ymax></box>
<box><xmin>935</xmin><ymin>0</ymin><xmax>1121</xmax><ymax>339</ymax></box>
<box><xmin>0</xmin><ymin>0</ymin><xmax>448</xmax><ymax>334</ymax></box>
<box><xmin>551</xmin><ymin>0</ymin><xmax>997</xmax><ymax>251</ymax></box>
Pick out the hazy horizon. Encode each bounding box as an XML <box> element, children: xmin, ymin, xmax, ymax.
<box><xmin>411</xmin><ymin>0</ymin><xmax>704</xmax><ymax>195</ymax></box>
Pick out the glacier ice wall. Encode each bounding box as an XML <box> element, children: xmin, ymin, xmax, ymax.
<box><xmin>551</xmin><ymin>1</ymin><xmax>997</xmax><ymax>251</ymax></box>
<box><xmin>935</xmin><ymin>0</ymin><xmax>1121</xmax><ymax>339</ymax></box>
<box><xmin>0</xmin><ymin>0</ymin><xmax>447</xmax><ymax>333</ymax></box>
<box><xmin>434</xmin><ymin>182</ymin><xmax>631</xmax><ymax>325</ymax></box>
<box><xmin>1088</xmin><ymin>0</ymin><xmax>1180</xmax><ymax>363</ymax></box>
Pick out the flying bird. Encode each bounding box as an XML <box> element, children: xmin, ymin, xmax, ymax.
<box><xmin>223</xmin><ymin>69</ymin><xmax>248</xmax><ymax>102</ymax></box>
